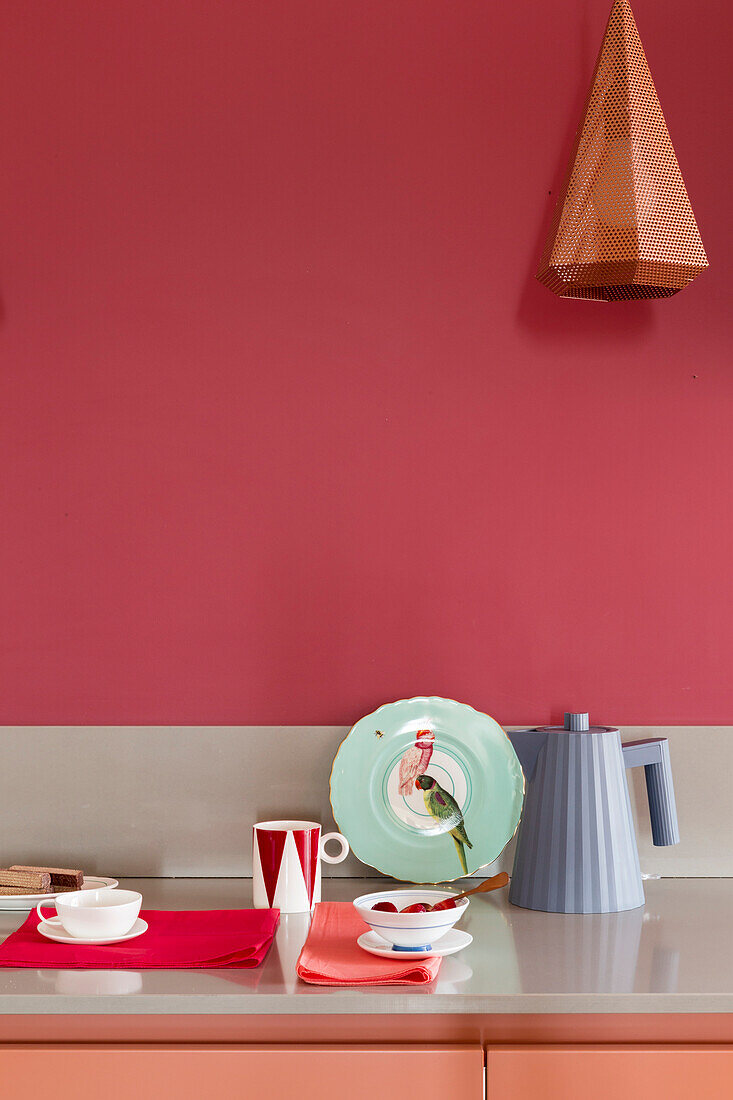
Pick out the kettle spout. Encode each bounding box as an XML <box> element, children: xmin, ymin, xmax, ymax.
<box><xmin>507</xmin><ymin>728</ymin><xmax>547</xmax><ymax>782</ymax></box>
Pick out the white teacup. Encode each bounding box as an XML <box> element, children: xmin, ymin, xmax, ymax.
<box><xmin>37</xmin><ymin>887</ymin><xmax>142</xmax><ymax>939</ymax></box>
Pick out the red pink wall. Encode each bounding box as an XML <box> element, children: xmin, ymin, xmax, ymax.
<box><xmin>1</xmin><ymin>1</ymin><xmax>731</xmax><ymax>726</ymax></box>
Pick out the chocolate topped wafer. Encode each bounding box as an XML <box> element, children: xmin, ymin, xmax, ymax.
<box><xmin>9</xmin><ymin>866</ymin><xmax>83</xmax><ymax>891</ymax></box>
<box><xmin>0</xmin><ymin>869</ymin><xmax>51</xmax><ymax>893</ymax></box>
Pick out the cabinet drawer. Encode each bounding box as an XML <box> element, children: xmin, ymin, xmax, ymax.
<box><xmin>0</xmin><ymin>1043</ymin><xmax>483</xmax><ymax>1100</ymax></box>
<box><xmin>486</xmin><ymin>1045</ymin><xmax>733</xmax><ymax>1100</ymax></box>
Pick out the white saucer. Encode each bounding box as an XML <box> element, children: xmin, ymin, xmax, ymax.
<box><xmin>37</xmin><ymin>917</ymin><xmax>148</xmax><ymax>946</ymax></box>
<box><xmin>0</xmin><ymin>876</ymin><xmax>119</xmax><ymax>912</ymax></box>
<box><xmin>357</xmin><ymin>928</ymin><xmax>472</xmax><ymax>960</ymax></box>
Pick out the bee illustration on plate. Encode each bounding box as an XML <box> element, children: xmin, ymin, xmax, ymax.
<box><xmin>374</xmin><ymin>730</ymin><xmax>384</xmax><ymax>738</ymax></box>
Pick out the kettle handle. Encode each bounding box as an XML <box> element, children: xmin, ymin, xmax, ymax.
<box><xmin>622</xmin><ymin>738</ymin><xmax>680</xmax><ymax>846</ymax></box>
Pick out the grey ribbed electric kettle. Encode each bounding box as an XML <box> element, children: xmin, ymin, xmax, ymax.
<box><xmin>506</xmin><ymin>713</ymin><xmax>679</xmax><ymax>914</ymax></box>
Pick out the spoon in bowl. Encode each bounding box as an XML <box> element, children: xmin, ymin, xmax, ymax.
<box><xmin>429</xmin><ymin>872</ymin><xmax>509</xmax><ymax>910</ymax></box>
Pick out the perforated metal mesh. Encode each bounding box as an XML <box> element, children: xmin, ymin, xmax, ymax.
<box><xmin>537</xmin><ymin>0</ymin><xmax>708</xmax><ymax>301</ymax></box>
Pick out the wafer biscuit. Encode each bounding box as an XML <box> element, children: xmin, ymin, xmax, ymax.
<box><xmin>0</xmin><ymin>869</ymin><xmax>51</xmax><ymax>893</ymax></box>
<box><xmin>0</xmin><ymin>885</ymin><xmax>48</xmax><ymax>895</ymax></box>
<box><xmin>9</xmin><ymin>866</ymin><xmax>83</xmax><ymax>891</ymax></box>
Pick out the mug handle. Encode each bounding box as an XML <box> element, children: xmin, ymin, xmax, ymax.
<box><xmin>36</xmin><ymin>899</ymin><xmax>62</xmax><ymax>926</ymax></box>
<box><xmin>319</xmin><ymin>832</ymin><xmax>350</xmax><ymax>864</ymax></box>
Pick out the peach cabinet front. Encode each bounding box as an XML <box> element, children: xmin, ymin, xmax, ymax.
<box><xmin>486</xmin><ymin>1045</ymin><xmax>733</xmax><ymax>1100</ymax></box>
<box><xmin>0</xmin><ymin>1043</ymin><xmax>484</xmax><ymax>1100</ymax></box>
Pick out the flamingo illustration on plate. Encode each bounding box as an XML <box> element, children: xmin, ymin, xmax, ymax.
<box><xmin>397</xmin><ymin>729</ymin><xmax>435</xmax><ymax>795</ymax></box>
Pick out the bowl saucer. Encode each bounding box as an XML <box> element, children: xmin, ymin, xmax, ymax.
<box><xmin>357</xmin><ymin>928</ymin><xmax>472</xmax><ymax>960</ymax></box>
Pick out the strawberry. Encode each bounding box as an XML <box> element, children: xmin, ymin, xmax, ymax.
<box><xmin>430</xmin><ymin>898</ymin><xmax>457</xmax><ymax>911</ymax></box>
<box><xmin>371</xmin><ymin>901</ymin><xmax>398</xmax><ymax>912</ymax></box>
<box><xmin>400</xmin><ymin>903</ymin><xmax>428</xmax><ymax>913</ymax></box>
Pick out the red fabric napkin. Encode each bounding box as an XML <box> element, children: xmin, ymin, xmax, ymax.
<box><xmin>296</xmin><ymin>902</ymin><xmax>441</xmax><ymax>986</ymax></box>
<box><xmin>0</xmin><ymin>909</ymin><xmax>279</xmax><ymax>969</ymax></box>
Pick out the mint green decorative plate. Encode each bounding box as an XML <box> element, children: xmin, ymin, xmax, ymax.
<box><xmin>330</xmin><ymin>697</ymin><xmax>524</xmax><ymax>883</ymax></box>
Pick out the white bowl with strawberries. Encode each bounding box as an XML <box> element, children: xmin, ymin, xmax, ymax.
<box><xmin>353</xmin><ymin>888</ymin><xmax>469</xmax><ymax>949</ymax></box>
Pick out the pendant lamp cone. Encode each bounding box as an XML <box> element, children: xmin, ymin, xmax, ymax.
<box><xmin>537</xmin><ymin>0</ymin><xmax>708</xmax><ymax>300</ymax></box>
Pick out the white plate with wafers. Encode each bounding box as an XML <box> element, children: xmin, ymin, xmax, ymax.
<box><xmin>0</xmin><ymin>877</ymin><xmax>119</xmax><ymax>911</ymax></box>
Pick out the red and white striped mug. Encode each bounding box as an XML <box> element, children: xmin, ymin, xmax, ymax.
<box><xmin>252</xmin><ymin>820</ymin><xmax>350</xmax><ymax>913</ymax></box>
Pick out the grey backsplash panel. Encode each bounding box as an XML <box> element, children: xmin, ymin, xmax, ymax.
<box><xmin>0</xmin><ymin>726</ymin><xmax>728</xmax><ymax>878</ymax></box>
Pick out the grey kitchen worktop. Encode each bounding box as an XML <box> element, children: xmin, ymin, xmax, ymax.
<box><xmin>0</xmin><ymin>877</ymin><xmax>731</xmax><ymax>1015</ymax></box>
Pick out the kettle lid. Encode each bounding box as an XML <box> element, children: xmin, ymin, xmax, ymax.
<box><xmin>564</xmin><ymin>712</ymin><xmax>589</xmax><ymax>731</ymax></box>
<box><xmin>536</xmin><ymin>711</ymin><xmax>618</xmax><ymax>734</ymax></box>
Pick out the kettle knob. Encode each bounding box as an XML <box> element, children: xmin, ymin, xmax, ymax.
<box><xmin>564</xmin><ymin>712</ymin><xmax>589</xmax><ymax>731</ymax></box>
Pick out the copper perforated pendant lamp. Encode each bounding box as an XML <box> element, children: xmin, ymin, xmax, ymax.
<box><xmin>537</xmin><ymin>0</ymin><xmax>708</xmax><ymax>300</ymax></box>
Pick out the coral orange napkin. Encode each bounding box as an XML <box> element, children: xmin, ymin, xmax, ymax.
<box><xmin>0</xmin><ymin>909</ymin><xmax>279</xmax><ymax>969</ymax></box>
<box><xmin>296</xmin><ymin>902</ymin><xmax>441</xmax><ymax>985</ymax></box>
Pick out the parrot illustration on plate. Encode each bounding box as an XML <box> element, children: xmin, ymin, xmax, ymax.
<box><xmin>397</xmin><ymin>729</ymin><xmax>435</xmax><ymax>795</ymax></box>
<box><xmin>415</xmin><ymin>774</ymin><xmax>473</xmax><ymax>874</ymax></box>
